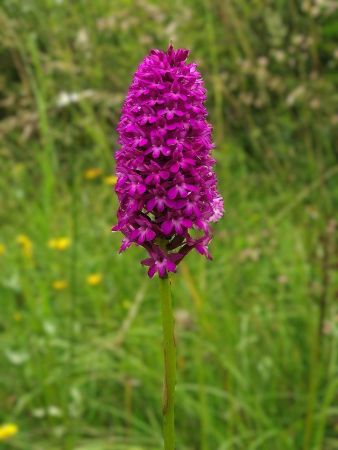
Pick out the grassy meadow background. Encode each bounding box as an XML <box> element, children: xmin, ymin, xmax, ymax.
<box><xmin>0</xmin><ymin>0</ymin><xmax>338</xmax><ymax>449</ymax></box>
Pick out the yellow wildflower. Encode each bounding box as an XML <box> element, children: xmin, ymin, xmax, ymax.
<box><xmin>84</xmin><ymin>167</ymin><xmax>103</xmax><ymax>180</ymax></box>
<box><xmin>13</xmin><ymin>312</ymin><xmax>22</xmax><ymax>322</ymax></box>
<box><xmin>0</xmin><ymin>423</ymin><xmax>18</xmax><ymax>441</ymax></box>
<box><xmin>86</xmin><ymin>273</ymin><xmax>103</xmax><ymax>286</ymax></box>
<box><xmin>16</xmin><ymin>234</ymin><xmax>33</xmax><ymax>259</ymax></box>
<box><xmin>0</xmin><ymin>243</ymin><xmax>6</xmax><ymax>256</ymax></box>
<box><xmin>103</xmin><ymin>175</ymin><xmax>117</xmax><ymax>185</ymax></box>
<box><xmin>52</xmin><ymin>280</ymin><xmax>68</xmax><ymax>290</ymax></box>
<box><xmin>48</xmin><ymin>237</ymin><xmax>71</xmax><ymax>251</ymax></box>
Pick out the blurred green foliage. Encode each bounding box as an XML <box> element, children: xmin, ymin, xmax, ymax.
<box><xmin>0</xmin><ymin>0</ymin><xmax>337</xmax><ymax>449</ymax></box>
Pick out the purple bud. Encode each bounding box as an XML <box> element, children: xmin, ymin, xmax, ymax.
<box><xmin>113</xmin><ymin>45</ymin><xmax>224</xmax><ymax>278</ymax></box>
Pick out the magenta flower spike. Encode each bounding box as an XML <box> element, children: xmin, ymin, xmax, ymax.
<box><xmin>113</xmin><ymin>45</ymin><xmax>224</xmax><ymax>278</ymax></box>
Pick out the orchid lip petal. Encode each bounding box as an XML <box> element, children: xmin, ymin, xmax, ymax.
<box><xmin>158</xmin><ymin>264</ymin><xmax>166</xmax><ymax>277</ymax></box>
<box><xmin>167</xmin><ymin>187</ymin><xmax>178</xmax><ymax>199</ymax></box>
<box><xmin>166</xmin><ymin>260</ymin><xmax>176</xmax><ymax>272</ymax></box>
<box><xmin>170</xmin><ymin>162</ymin><xmax>180</xmax><ymax>173</ymax></box>
<box><xmin>137</xmin><ymin>185</ymin><xmax>146</xmax><ymax>195</ymax></box>
<box><xmin>138</xmin><ymin>233</ymin><xmax>146</xmax><ymax>244</ymax></box>
<box><xmin>161</xmin><ymin>221</ymin><xmax>174</xmax><ymax>235</ymax></box>
<box><xmin>182</xmin><ymin>219</ymin><xmax>193</xmax><ymax>228</ymax></box>
<box><xmin>147</xmin><ymin>198</ymin><xmax>156</xmax><ymax>210</ymax></box>
<box><xmin>145</xmin><ymin>175</ymin><xmax>153</xmax><ymax>184</ymax></box>
<box><xmin>158</xmin><ymin>201</ymin><xmax>165</xmax><ymax>212</ymax></box>
<box><xmin>146</xmin><ymin>229</ymin><xmax>156</xmax><ymax>241</ymax></box>
<box><xmin>129</xmin><ymin>229</ymin><xmax>139</xmax><ymax>240</ymax></box>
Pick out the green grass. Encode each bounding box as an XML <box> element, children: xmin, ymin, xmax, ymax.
<box><xmin>0</xmin><ymin>0</ymin><xmax>338</xmax><ymax>449</ymax></box>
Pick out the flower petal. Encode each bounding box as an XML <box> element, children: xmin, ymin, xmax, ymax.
<box><xmin>167</xmin><ymin>187</ymin><xmax>178</xmax><ymax>199</ymax></box>
<box><xmin>182</xmin><ymin>219</ymin><xmax>193</xmax><ymax>228</ymax></box>
<box><xmin>166</xmin><ymin>259</ymin><xmax>176</xmax><ymax>272</ymax></box>
<box><xmin>147</xmin><ymin>198</ymin><xmax>156</xmax><ymax>210</ymax></box>
<box><xmin>145</xmin><ymin>229</ymin><xmax>156</xmax><ymax>241</ymax></box>
<box><xmin>141</xmin><ymin>258</ymin><xmax>153</xmax><ymax>266</ymax></box>
<box><xmin>161</xmin><ymin>220</ymin><xmax>174</xmax><ymax>235</ymax></box>
<box><xmin>148</xmin><ymin>265</ymin><xmax>157</xmax><ymax>278</ymax></box>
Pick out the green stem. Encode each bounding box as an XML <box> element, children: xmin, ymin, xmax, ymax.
<box><xmin>160</xmin><ymin>276</ymin><xmax>176</xmax><ymax>450</ymax></box>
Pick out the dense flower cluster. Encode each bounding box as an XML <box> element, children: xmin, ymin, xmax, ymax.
<box><xmin>113</xmin><ymin>45</ymin><xmax>223</xmax><ymax>278</ymax></box>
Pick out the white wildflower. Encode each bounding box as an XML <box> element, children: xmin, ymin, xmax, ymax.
<box><xmin>75</xmin><ymin>28</ymin><xmax>90</xmax><ymax>48</ymax></box>
<box><xmin>55</xmin><ymin>90</ymin><xmax>93</xmax><ymax>108</ymax></box>
<box><xmin>48</xmin><ymin>406</ymin><xmax>63</xmax><ymax>418</ymax></box>
<box><xmin>5</xmin><ymin>349</ymin><xmax>29</xmax><ymax>365</ymax></box>
<box><xmin>286</xmin><ymin>85</ymin><xmax>305</xmax><ymax>106</ymax></box>
<box><xmin>32</xmin><ymin>408</ymin><xmax>46</xmax><ymax>419</ymax></box>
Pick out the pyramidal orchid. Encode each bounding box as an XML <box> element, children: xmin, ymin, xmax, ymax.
<box><xmin>113</xmin><ymin>45</ymin><xmax>223</xmax><ymax>450</ymax></box>
<box><xmin>113</xmin><ymin>45</ymin><xmax>223</xmax><ymax>278</ymax></box>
